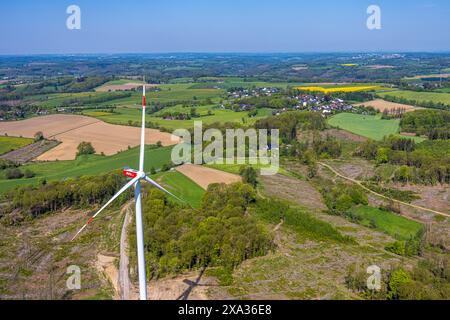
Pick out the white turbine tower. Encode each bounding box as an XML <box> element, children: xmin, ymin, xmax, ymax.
<box><xmin>72</xmin><ymin>78</ymin><xmax>184</xmax><ymax>300</ymax></box>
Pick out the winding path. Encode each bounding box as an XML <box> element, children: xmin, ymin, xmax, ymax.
<box><xmin>318</xmin><ymin>162</ymin><xmax>450</xmax><ymax>218</ymax></box>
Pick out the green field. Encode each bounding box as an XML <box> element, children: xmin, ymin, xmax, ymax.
<box><xmin>168</xmin><ymin>76</ymin><xmax>307</xmax><ymax>89</ymax></box>
<box><xmin>108</xmin><ymin>83</ymin><xmax>225</xmax><ymax>106</ymax></box>
<box><xmin>0</xmin><ymin>136</ymin><xmax>34</xmax><ymax>155</ymax></box>
<box><xmin>0</xmin><ymin>146</ymin><xmax>173</xmax><ymax>193</ymax></box>
<box><xmin>327</xmin><ymin>113</ymin><xmax>425</xmax><ymax>142</ymax></box>
<box><xmin>327</xmin><ymin>113</ymin><xmax>400</xmax><ymax>141</ymax></box>
<box><xmin>24</xmin><ymin>91</ymin><xmax>119</xmax><ymax>108</ymax></box>
<box><xmin>85</xmin><ymin>105</ymin><xmax>272</xmax><ymax>130</ymax></box>
<box><xmin>349</xmin><ymin>205</ymin><xmax>423</xmax><ymax>240</ymax></box>
<box><xmin>102</xmin><ymin>79</ymin><xmax>143</xmax><ymax>85</ymax></box>
<box><xmin>154</xmin><ymin>170</ymin><xmax>205</xmax><ymax>208</ymax></box>
<box><xmin>23</xmin><ymin>82</ymin><xmax>224</xmax><ymax>109</ymax></box>
<box><xmin>206</xmin><ymin>161</ymin><xmax>292</xmax><ymax>177</ymax></box>
<box><xmin>435</xmin><ymin>87</ymin><xmax>450</xmax><ymax>93</ymax></box>
<box><xmin>378</xmin><ymin>90</ymin><xmax>450</xmax><ymax>105</ymax></box>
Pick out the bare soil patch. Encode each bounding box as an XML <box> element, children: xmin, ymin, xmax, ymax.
<box><xmin>175</xmin><ymin>164</ymin><xmax>241</xmax><ymax>190</ymax></box>
<box><xmin>298</xmin><ymin>129</ymin><xmax>367</xmax><ymax>143</ymax></box>
<box><xmin>322</xmin><ymin>129</ymin><xmax>367</xmax><ymax>142</ymax></box>
<box><xmin>355</xmin><ymin>99</ymin><xmax>416</xmax><ymax>112</ymax></box>
<box><xmin>0</xmin><ymin>115</ymin><xmax>180</xmax><ymax>161</ymax></box>
<box><xmin>330</xmin><ymin>160</ymin><xmax>375</xmax><ymax>180</ymax></box>
<box><xmin>366</xmin><ymin>65</ymin><xmax>395</xmax><ymax>69</ymax></box>
<box><xmin>147</xmin><ymin>270</ymin><xmax>216</xmax><ymax>300</ymax></box>
<box><xmin>292</xmin><ymin>66</ymin><xmax>309</xmax><ymax>71</ymax></box>
<box><xmin>394</xmin><ymin>184</ymin><xmax>450</xmax><ymax>215</ymax></box>
<box><xmin>260</xmin><ymin>174</ymin><xmax>327</xmax><ymax>212</ymax></box>
<box><xmin>96</xmin><ymin>254</ymin><xmax>120</xmax><ymax>299</ymax></box>
<box><xmin>0</xmin><ymin>209</ymin><xmax>111</xmax><ymax>300</ymax></box>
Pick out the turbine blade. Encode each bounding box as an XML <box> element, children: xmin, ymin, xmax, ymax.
<box><xmin>143</xmin><ymin>175</ymin><xmax>187</xmax><ymax>204</ymax></box>
<box><xmin>139</xmin><ymin>78</ymin><xmax>146</xmax><ymax>172</ymax></box>
<box><xmin>71</xmin><ymin>176</ymin><xmax>140</xmax><ymax>241</ymax></box>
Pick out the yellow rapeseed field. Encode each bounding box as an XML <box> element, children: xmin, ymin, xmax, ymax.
<box><xmin>295</xmin><ymin>85</ymin><xmax>379</xmax><ymax>93</ymax></box>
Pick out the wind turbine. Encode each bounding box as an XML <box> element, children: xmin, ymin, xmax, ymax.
<box><xmin>71</xmin><ymin>79</ymin><xmax>184</xmax><ymax>300</ymax></box>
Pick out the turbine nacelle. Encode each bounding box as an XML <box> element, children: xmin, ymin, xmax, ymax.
<box><xmin>123</xmin><ymin>168</ymin><xmax>146</xmax><ymax>179</ymax></box>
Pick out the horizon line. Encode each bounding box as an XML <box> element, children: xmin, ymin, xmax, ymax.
<box><xmin>2</xmin><ymin>50</ymin><xmax>450</xmax><ymax>57</ymax></box>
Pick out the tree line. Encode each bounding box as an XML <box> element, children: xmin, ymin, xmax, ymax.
<box><xmin>0</xmin><ymin>172</ymin><xmax>131</xmax><ymax>225</ymax></box>
<box><xmin>255</xmin><ymin>111</ymin><xmax>327</xmax><ymax>143</ymax></box>
<box><xmin>400</xmin><ymin>110</ymin><xmax>450</xmax><ymax>140</ymax></box>
<box><xmin>382</xmin><ymin>95</ymin><xmax>450</xmax><ymax>111</ymax></box>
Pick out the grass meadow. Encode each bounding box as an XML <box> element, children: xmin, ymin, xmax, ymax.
<box><xmin>154</xmin><ymin>170</ymin><xmax>205</xmax><ymax>208</ymax></box>
<box><xmin>0</xmin><ymin>136</ymin><xmax>34</xmax><ymax>155</ymax></box>
<box><xmin>327</xmin><ymin>113</ymin><xmax>425</xmax><ymax>142</ymax></box>
<box><xmin>378</xmin><ymin>90</ymin><xmax>450</xmax><ymax>105</ymax></box>
<box><xmin>349</xmin><ymin>205</ymin><xmax>423</xmax><ymax>240</ymax></box>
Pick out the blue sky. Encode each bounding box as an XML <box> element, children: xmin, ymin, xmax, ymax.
<box><xmin>1</xmin><ymin>0</ymin><xmax>450</xmax><ymax>54</ymax></box>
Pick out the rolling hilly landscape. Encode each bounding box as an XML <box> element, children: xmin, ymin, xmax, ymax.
<box><xmin>0</xmin><ymin>53</ymin><xmax>449</xmax><ymax>301</ymax></box>
<box><xmin>0</xmin><ymin>0</ymin><xmax>450</xmax><ymax>304</ymax></box>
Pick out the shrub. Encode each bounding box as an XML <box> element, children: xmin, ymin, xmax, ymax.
<box><xmin>34</xmin><ymin>131</ymin><xmax>44</xmax><ymax>142</ymax></box>
<box><xmin>24</xmin><ymin>169</ymin><xmax>35</xmax><ymax>179</ymax></box>
<box><xmin>386</xmin><ymin>241</ymin><xmax>406</xmax><ymax>256</ymax></box>
<box><xmin>387</xmin><ymin>268</ymin><xmax>412</xmax><ymax>300</ymax></box>
<box><xmin>0</xmin><ymin>159</ymin><xmax>17</xmax><ymax>170</ymax></box>
<box><xmin>4</xmin><ymin>168</ymin><xmax>24</xmax><ymax>180</ymax></box>
<box><xmin>239</xmin><ymin>166</ymin><xmax>257</xmax><ymax>187</ymax></box>
<box><xmin>76</xmin><ymin>141</ymin><xmax>95</xmax><ymax>156</ymax></box>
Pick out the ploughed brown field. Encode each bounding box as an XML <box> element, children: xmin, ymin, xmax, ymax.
<box><xmin>355</xmin><ymin>99</ymin><xmax>417</xmax><ymax>112</ymax></box>
<box><xmin>175</xmin><ymin>163</ymin><xmax>241</xmax><ymax>190</ymax></box>
<box><xmin>366</xmin><ymin>65</ymin><xmax>395</xmax><ymax>69</ymax></box>
<box><xmin>95</xmin><ymin>83</ymin><xmax>158</xmax><ymax>92</ymax></box>
<box><xmin>0</xmin><ymin>114</ymin><xmax>180</xmax><ymax>161</ymax></box>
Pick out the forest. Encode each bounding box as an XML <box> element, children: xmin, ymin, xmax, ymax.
<box><xmin>129</xmin><ymin>182</ymin><xmax>274</xmax><ymax>279</ymax></box>
<box><xmin>356</xmin><ymin>136</ymin><xmax>450</xmax><ymax>185</ymax></box>
<box><xmin>400</xmin><ymin>110</ymin><xmax>450</xmax><ymax>140</ymax></box>
<box><xmin>0</xmin><ymin>171</ymin><xmax>131</xmax><ymax>225</ymax></box>
<box><xmin>0</xmin><ymin>76</ymin><xmax>110</xmax><ymax>101</ymax></box>
<box><xmin>255</xmin><ymin>111</ymin><xmax>327</xmax><ymax>143</ymax></box>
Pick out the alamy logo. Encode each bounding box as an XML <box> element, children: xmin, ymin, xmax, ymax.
<box><xmin>66</xmin><ymin>5</ymin><xmax>81</xmax><ymax>30</ymax></box>
<box><xmin>367</xmin><ymin>5</ymin><xmax>382</xmax><ymax>30</ymax></box>
<box><xmin>66</xmin><ymin>265</ymin><xmax>81</xmax><ymax>290</ymax></box>
<box><xmin>171</xmin><ymin>121</ymin><xmax>279</xmax><ymax>176</ymax></box>
<box><xmin>366</xmin><ymin>265</ymin><xmax>381</xmax><ymax>291</ymax></box>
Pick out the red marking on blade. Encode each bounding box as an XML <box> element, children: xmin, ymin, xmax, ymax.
<box><xmin>123</xmin><ymin>169</ymin><xmax>138</xmax><ymax>178</ymax></box>
<box><xmin>142</xmin><ymin>96</ymin><xmax>146</xmax><ymax>106</ymax></box>
<box><xmin>87</xmin><ymin>217</ymin><xmax>94</xmax><ymax>225</ymax></box>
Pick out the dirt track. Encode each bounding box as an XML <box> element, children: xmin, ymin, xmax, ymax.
<box><xmin>318</xmin><ymin>162</ymin><xmax>450</xmax><ymax>218</ymax></box>
<box><xmin>0</xmin><ymin>115</ymin><xmax>180</xmax><ymax>160</ymax></box>
<box><xmin>119</xmin><ymin>202</ymin><xmax>134</xmax><ymax>300</ymax></box>
<box><xmin>175</xmin><ymin>164</ymin><xmax>241</xmax><ymax>190</ymax></box>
